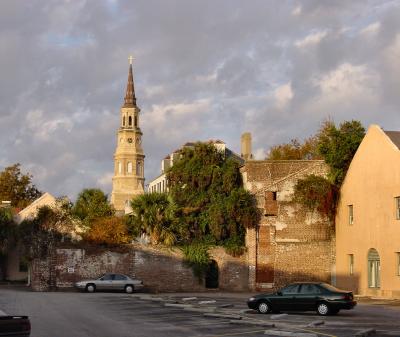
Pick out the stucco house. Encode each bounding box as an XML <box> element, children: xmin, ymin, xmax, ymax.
<box><xmin>335</xmin><ymin>125</ymin><xmax>400</xmax><ymax>298</ymax></box>
<box><xmin>241</xmin><ymin>160</ymin><xmax>334</xmax><ymax>291</ymax></box>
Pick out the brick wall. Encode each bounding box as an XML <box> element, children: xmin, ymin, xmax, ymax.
<box><xmin>241</xmin><ymin>160</ymin><xmax>335</xmax><ymax>291</ymax></box>
<box><xmin>31</xmin><ymin>244</ymin><xmax>248</xmax><ymax>292</ymax></box>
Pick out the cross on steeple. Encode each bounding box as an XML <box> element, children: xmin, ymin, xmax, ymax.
<box><xmin>124</xmin><ymin>56</ymin><xmax>136</xmax><ymax>107</ymax></box>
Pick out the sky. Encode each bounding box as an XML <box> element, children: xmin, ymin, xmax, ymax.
<box><xmin>1</xmin><ymin>0</ymin><xmax>400</xmax><ymax>200</ymax></box>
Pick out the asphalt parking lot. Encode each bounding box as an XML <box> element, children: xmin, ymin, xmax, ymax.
<box><xmin>0</xmin><ymin>287</ymin><xmax>399</xmax><ymax>337</ymax></box>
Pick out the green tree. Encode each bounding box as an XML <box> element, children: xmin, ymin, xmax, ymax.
<box><xmin>72</xmin><ymin>188</ymin><xmax>114</xmax><ymax>226</ymax></box>
<box><xmin>317</xmin><ymin>120</ymin><xmax>365</xmax><ymax>185</ymax></box>
<box><xmin>18</xmin><ymin>202</ymin><xmax>77</xmax><ymax>260</ymax></box>
<box><xmin>128</xmin><ymin>193</ymin><xmax>182</xmax><ymax>246</ymax></box>
<box><xmin>0</xmin><ymin>207</ymin><xmax>15</xmax><ymax>253</ymax></box>
<box><xmin>167</xmin><ymin>143</ymin><xmax>259</xmax><ymax>245</ymax></box>
<box><xmin>0</xmin><ymin>164</ymin><xmax>42</xmax><ymax>208</ymax></box>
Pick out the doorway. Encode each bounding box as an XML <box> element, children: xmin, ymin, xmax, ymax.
<box><xmin>205</xmin><ymin>260</ymin><xmax>219</xmax><ymax>288</ymax></box>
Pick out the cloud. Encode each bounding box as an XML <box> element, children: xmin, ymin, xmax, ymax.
<box><xmin>360</xmin><ymin>22</ymin><xmax>381</xmax><ymax>36</ymax></box>
<box><xmin>295</xmin><ymin>30</ymin><xmax>327</xmax><ymax>48</ymax></box>
<box><xmin>1</xmin><ymin>0</ymin><xmax>400</xmax><ymax>199</ymax></box>
<box><xmin>274</xmin><ymin>83</ymin><xmax>294</xmax><ymax>109</ymax></box>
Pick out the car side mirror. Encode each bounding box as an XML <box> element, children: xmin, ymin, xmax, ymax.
<box><xmin>277</xmin><ymin>291</ymin><xmax>283</xmax><ymax>296</ymax></box>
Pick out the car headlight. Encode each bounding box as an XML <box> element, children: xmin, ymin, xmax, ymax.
<box><xmin>248</xmin><ymin>297</ymin><xmax>256</xmax><ymax>301</ymax></box>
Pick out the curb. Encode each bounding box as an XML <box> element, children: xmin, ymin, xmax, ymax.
<box><xmin>164</xmin><ymin>303</ymin><xmax>193</xmax><ymax>308</ymax></box>
<box><xmin>264</xmin><ymin>330</ymin><xmax>317</xmax><ymax>337</ymax></box>
<box><xmin>183</xmin><ymin>307</ymin><xmax>217</xmax><ymax>313</ymax></box>
<box><xmin>229</xmin><ymin>319</ymin><xmax>275</xmax><ymax>327</ymax></box>
<box><xmin>204</xmin><ymin>313</ymin><xmax>242</xmax><ymax>320</ymax></box>
<box><xmin>355</xmin><ymin>328</ymin><xmax>376</xmax><ymax>337</ymax></box>
<box><xmin>306</xmin><ymin>320</ymin><xmax>324</xmax><ymax>327</ymax></box>
<box><xmin>270</xmin><ymin>314</ymin><xmax>288</xmax><ymax>320</ymax></box>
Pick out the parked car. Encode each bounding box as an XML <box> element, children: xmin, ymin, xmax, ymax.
<box><xmin>74</xmin><ymin>273</ymin><xmax>144</xmax><ymax>293</ymax></box>
<box><xmin>0</xmin><ymin>315</ymin><xmax>31</xmax><ymax>337</ymax></box>
<box><xmin>247</xmin><ymin>282</ymin><xmax>356</xmax><ymax>316</ymax></box>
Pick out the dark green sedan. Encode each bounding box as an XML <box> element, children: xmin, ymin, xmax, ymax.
<box><xmin>247</xmin><ymin>282</ymin><xmax>356</xmax><ymax>316</ymax></box>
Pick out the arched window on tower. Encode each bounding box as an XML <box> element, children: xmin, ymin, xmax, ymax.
<box><xmin>129</xmin><ymin>116</ymin><xmax>132</xmax><ymax>126</ymax></box>
<box><xmin>134</xmin><ymin>115</ymin><xmax>138</xmax><ymax>127</ymax></box>
<box><xmin>136</xmin><ymin>161</ymin><xmax>141</xmax><ymax>176</ymax></box>
<box><xmin>127</xmin><ymin>162</ymin><xmax>133</xmax><ymax>174</ymax></box>
<box><xmin>123</xmin><ymin>116</ymin><xmax>126</xmax><ymax>126</ymax></box>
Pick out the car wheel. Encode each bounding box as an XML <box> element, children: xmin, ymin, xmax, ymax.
<box><xmin>316</xmin><ymin>303</ymin><xmax>330</xmax><ymax>316</ymax></box>
<box><xmin>257</xmin><ymin>301</ymin><xmax>270</xmax><ymax>314</ymax></box>
<box><xmin>125</xmin><ymin>285</ymin><xmax>134</xmax><ymax>294</ymax></box>
<box><xmin>86</xmin><ymin>284</ymin><xmax>96</xmax><ymax>293</ymax></box>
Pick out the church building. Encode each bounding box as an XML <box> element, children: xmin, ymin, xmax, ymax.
<box><xmin>111</xmin><ymin>59</ymin><xmax>145</xmax><ymax>213</ymax></box>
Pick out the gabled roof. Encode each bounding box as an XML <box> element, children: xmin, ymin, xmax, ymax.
<box><xmin>384</xmin><ymin>131</ymin><xmax>400</xmax><ymax>149</ymax></box>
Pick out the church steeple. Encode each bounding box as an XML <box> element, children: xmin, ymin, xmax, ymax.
<box><xmin>123</xmin><ymin>56</ymin><xmax>136</xmax><ymax>108</ymax></box>
<box><xmin>111</xmin><ymin>56</ymin><xmax>145</xmax><ymax>214</ymax></box>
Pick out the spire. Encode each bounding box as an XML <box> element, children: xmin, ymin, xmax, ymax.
<box><xmin>123</xmin><ymin>57</ymin><xmax>136</xmax><ymax>108</ymax></box>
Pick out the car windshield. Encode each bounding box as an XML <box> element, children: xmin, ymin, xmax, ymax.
<box><xmin>320</xmin><ymin>283</ymin><xmax>343</xmax><ymax>292</ymax></box>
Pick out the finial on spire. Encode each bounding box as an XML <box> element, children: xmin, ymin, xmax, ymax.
<box><xmin>123</xmin><ymin>57</ymin><xmax>136</xmax><ymax>107</ymax></box>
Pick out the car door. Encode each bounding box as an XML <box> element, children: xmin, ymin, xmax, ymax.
<box><xmin>296</xmin><ymin>284</ymin><xmax>322</xmax><ymax>311</ymax></box>
<box><xmin>271</xmin><ymin>284</ymin><xmax>301</xmax><ymax>311</ymax></box>
<box><xmin>113</xmin><ymin>274</ymin><xmax>127</xmax><ymax>291</ymax></box>
<box><xmin>96</xmin><ymin>274</ymin><xmax>114</xmax><ymax>290</ymax></box>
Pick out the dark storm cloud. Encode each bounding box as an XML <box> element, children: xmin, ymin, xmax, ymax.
<box><xmin>0</xmin><ymin>0</ymin><xmax>399</xmax><ymax>199</ymax></box>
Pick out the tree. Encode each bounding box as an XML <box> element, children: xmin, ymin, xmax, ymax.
<box><xmin>167</xmin><ymin>143</ymin><xmax>259</xmax><ymax>246</ymax></box>
<box><xmin>18</xmin><ymin>201</ymin><xmax>77</xmax><ymax>260</ymax></box>
<box><xmin>128</xmin><ymin>193</ymin><xmax>181</xmax><ymax>246</ymax></box>
<box><xmin>0</xmin><ymin>164</ymin><xmax>42</xmax><ymax>208</ymax></box>
<box><xmin>317</xmin><ymin>120</ymin><xmax>365</xmax><ymax>186</ymax></box>
<box><xmin>83</xmin><ymin>217</ymin><xmax>130</xmax><ymax>246</ymax></box>
<box><xmin>0</xmin><ymin>207</ymin><xmax>14</xmax><ymax>253</ymax></box>
<box><xmin>72</xmin><ymin>188</ymin><xmax>114</xmax><ymax>226</ymax></box>
<box><xmin>268</xmin><ymin>137</ymin><xmax>321</xmax><ymax>160</ymax></box>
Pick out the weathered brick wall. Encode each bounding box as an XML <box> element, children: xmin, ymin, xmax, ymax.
<box><xmin>241</xmin><ymin>160</ymin><xmax>334</xmax><ymax>291</ymax></box>
<box><xmin>31</xmin><ymin>258</ymin><xmax>51</xmax><ymax>291</ymax></box>
<box><xmin>31</xmin><ymin>244</ymin><xmax>249</xmax><ymax>292</ymax></box>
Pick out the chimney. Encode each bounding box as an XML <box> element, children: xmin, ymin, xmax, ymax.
<box><xmin>241</xmin><ymin>132</ymin><xmax>253</xmax><ymax>161</ymax></box>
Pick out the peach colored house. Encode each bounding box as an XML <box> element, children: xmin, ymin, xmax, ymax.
<box><xmin>335</xmin><ymin>125</ymin><xmax>400</xmax><ymax>298</ymax></box>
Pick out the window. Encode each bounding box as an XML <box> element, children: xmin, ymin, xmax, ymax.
<box><xmin>397</xmin><ymin>252</ymin><xmax>400</xmax><ymax>276</ymax></box>
<box><xmin>123</xmin><ymin>116</ymin><xmax>126</xmax><ymax>126</ymax></box>
<box><xmin>134</xmin><ymin>115</ymin><xmax>137</xmax><ymax>127</ymax></box>
<box><xmin>348</xmin><ymin>205</ymin><xmax>354</xmax><ymax>225</ymax></box>
<box><xmin>264</xmin><ymin>191</ymin><xmax>278</xmax><ymax>216</ymax></box>
<box><xmin>281</xmin><ymin>284</ymin><xmax>300</xmax><ymax>294</ymax></box>
<box><xmin>349</xmin><ymin>254</ymin><xmax>354</xmax><ymax>275</ymax></box>
<box><xmin>300</xmin><ymin>284</ymin><xmax>321</xmax><ymax>294</ymax></box>
<box><xmin>128</xmin><ymin>116</ymin><xmax>132</xmax><ymax>126</ymax></box>
<box><xmin>114</xmin><ymin>274</ymin><xmax>127</xmax><ymax>281</ymax></box>
<box><xmin>127</xmin><ymin>162</ymin><xmax>133</xmax><ymax>174</ymax></box>
<box><xmin>368</xmin><ymin>248</ymin><xmax>380</xmax><ymax>288</ymax></box>
<box><xmin>100</xmin><ymin>274</ymin><xmax>114</xmax><ymax>281</ymax></box>
<box><xmin>118</xmin><ymin>162</ymin><xmax>122</xmax><ymax>174</ymax></box>
<box><xmin>396</xmin><ymin>197</ymin><xmax>400</xmax><ymax>220</ymax></box>
<box><xmin>136</xmin><ymin>161</ymin><xmax>141</xmax><ymax>176</ymax></box>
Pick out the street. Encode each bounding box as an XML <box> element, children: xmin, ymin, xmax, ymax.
<box><xmin>0</xmin><ymin>287</ymin><xmax>399</xmax><ymax>337</ymax></box>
